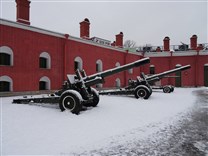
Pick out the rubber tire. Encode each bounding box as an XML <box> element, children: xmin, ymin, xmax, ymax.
<box><xmin>170</xmin><ymin>86</ymin><xmax>174</xmax><ymax>92</ymax></box>
<box><xmin>149</xmin><ymin>87</ymin><xmax>153</xmax><ymax>96</ymax></box>
<box><xmin>134</xmin><ymin>85</ymin><xmax>151</xmax><ymax>99</ymax></box>
<box><xmin>89</xmin><ymin>88</ymin><xmax>100</xmax><ymax>107</ymax></box>
<box><xmin>163</xmin><ymin>86</ymin><xmax>171</xmax><ymax>93</ymax></box>
<box><xmin>59</xmin><ymin>92</ymin><xmax>82</xmax><ymax>114</ymax></box>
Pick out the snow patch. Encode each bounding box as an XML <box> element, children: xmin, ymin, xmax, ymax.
<box><xmin>1</xmin><ymin>88</ymin><xmax>200</xmax><ymax>155</ymax></box>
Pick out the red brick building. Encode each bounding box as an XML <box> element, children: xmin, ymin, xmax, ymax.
<box><xmin>0</xmin><ymin>0</ymin><xmax>208</xmax><ymax>92</ymax></box>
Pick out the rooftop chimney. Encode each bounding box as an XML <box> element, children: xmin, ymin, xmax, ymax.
<box><xmin>190</xmin><ymin>35</ymin><xmax>197</xmax><ymax>50</ymax></box>
<box><xmin>115</xmin><ymin>32</ymin><xmax>123</xmax><ymax>48</ymax></box>
<box><xmin>163</xmin><ymin>36</ymin><xmax>170</xmax><ymax>51</ymax></box>
<box><xmin>16</xmin><ymin>0</ymin><xmax>31</xmax><ymax>25</ymax></box>
<box><xmin>111</xmin><ymin>41</ymin><xmax>116</xmax><ymax>46</ymax></box>
<box><xmin>80</xmin><ymin>18</ymin><xmax>90</xmax><ymax>39</ymax></box>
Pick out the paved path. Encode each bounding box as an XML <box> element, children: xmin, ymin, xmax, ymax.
<box><xmin>75</xmin><ymin>89</ymin><xmax>208</xmax><ymax>156</ymax></box>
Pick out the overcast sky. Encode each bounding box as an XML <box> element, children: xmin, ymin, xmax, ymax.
<box><xmin>1</xmin><ymin>0</ymin><xmax>207</xmax><ymax>46</ymax></box>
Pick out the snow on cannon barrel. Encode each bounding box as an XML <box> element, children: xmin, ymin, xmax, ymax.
<box><xmin>99</xmin><ymin>64</ymin><xmax>191</xmax><ymax>99</ymax></box>
<box><xmin>145</xmin><ymin>64</ymin><xmax>191</xmax><ymax>82</ymax></box>
<box><xmin>142</xmin><ymin>64</ymin><xmax>191</xmax><ymax>93</ymax></box>
<box><xmin>83</xmin><ymin>57</ymin><xmax>150</xmax><ymax>81</ymax></box>
<box><xmin>13</xmin><ymin>57</ymin><xmax>150</xmax><ymax>115</ymax></box>
<box><xmin>58</xmin><ymin>57</ymin><xmax>150</xmax><ymax>114</ymax></box>
<box><xmin>133</xmin><ymin>64</ymin><xmax>191</xmax><ymax>96</ymax></box>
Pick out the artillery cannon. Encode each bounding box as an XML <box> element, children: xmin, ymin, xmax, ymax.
<box><xmin>99</xmin><ymin>65</ymin><xmax>191</xmax><ymax>99</ymax></box>
<box><xmin>13</xmin><ymin>57</ymin><xmax>150</xmax><ymax>114</ymax></box>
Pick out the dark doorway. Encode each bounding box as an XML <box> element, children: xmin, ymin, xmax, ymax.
<box><xmin>74</xmin><ymin>61</ymin><xmax>79</xmax><ymax>71</ymax></box>
<box><xmin>204</xmin><ymin>65</ymin><xmax>208</xmax><ymax>87</ymax></box>
<box><xmin>175</xmin><ymin>66</ymin><xmax>182</xmax><ymax>87</ymax></box>
<box><xmin>149</xmin><ymin>66</ymin><xmax>155</xmax><ymax>85</ymax></box>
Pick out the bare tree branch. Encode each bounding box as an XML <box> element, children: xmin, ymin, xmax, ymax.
<box><xmin>124</xmin><ymin>40</ymin><xmax>137</xmax><ymax>48</ymax></box>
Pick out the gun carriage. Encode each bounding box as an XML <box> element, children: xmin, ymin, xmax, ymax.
<box><xmin>99</xmin><ymin>65</ymin><xmax>191</xmax><ymax>99</ymax></box>
<box><xmin>13</xmin><ymin>58</ymin><xmax>150</xmax><ymax>114</ymax></box>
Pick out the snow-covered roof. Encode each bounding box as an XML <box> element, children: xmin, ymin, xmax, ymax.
<box><xmin>0</xmin><ymin>18</ymin><xmax>126</xmax><ymax>53</ymax></box>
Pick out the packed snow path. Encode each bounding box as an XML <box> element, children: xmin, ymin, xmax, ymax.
<box><xmin>1</xmin><ymin>88</ymin><xmax>207</xmax><ymax>155</ymax></box>
<box><xmin>76</xmin><ymin>89</ymin><xmax>208</xmax><ymax>156</ymax></box>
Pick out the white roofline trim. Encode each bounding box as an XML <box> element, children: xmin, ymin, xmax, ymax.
<box><xmin>17</xmin><ymin>18</ymin><xmax>30</xmax><ymax>22</ymax></box>
<box><xmin>143</xmin><ymin>51</ymin><xmax>208</xmax><ymax>57</ymax></box>
<box><xmin>0</xmin><ymin>18</ymin><xmax>64</xmax><ymax>38</ymax></box>
<box><xmin>144</xmin><ymin>52</ymin><xmax>171</xmax><ymax>57</ymax></box>
<box><xmin>69</xmin><ymin>35</ymin><xmax>126</xmax><ymax>53</ymax></box>
<box><xmin>0</xmin><ymin>18</ymin><xmax>128</xmax><ymax>53</ymax></box>
<box><xmin>1</xmin><ymin>18</ymin><xmax>208</xmax><ymax>57</ymax></box>
<box><xmin>199</xmin><ymin>51</ymin><xmax>208</xmax><ymax>55</ymax></box>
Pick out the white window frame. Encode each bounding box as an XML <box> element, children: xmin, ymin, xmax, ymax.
<box><xmin>0</xmin><ymin>46</ymin><xmax>14</xmax><ymax>66</ymax></box>
<box><xmin>0</xmin><ymin>75</ymin><xmax>13</xmax><ymax>91</ymax></box>
<box><xmin>96</xmin><ymin>59</ymin><xmax>103</xmax><ymax>72</ymax></box>
<box><xmin>74</xmin><ymin>56</ymin><xmax>83</xmax><ymax>70</ymax></box>
<box><xmin>39</xmin><ymin>52</ymin><xmax>51</xmax><ymax>69</ymax></box>
<box><xmin>39</xmin><ymin>76</ymin><xmax>51</xmax><ymax>90</ymax></box>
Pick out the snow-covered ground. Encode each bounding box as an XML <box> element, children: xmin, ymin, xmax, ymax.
<box><xmin>0</xmin><ymin>88</ymin><xmax>204</xmax><ymax>155</ymax></box>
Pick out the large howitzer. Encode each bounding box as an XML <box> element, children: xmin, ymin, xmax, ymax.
<box><xmin>140</xmin><ymin>64</ymin><xmax>191</xmax><ymax>93</ymax></box>
<box><xmin>142</xmin><ymin>64</ymin><xmax>191</xmax><ymax>83</ymax></box>
<box><xmin>99</xmin><ymin>64</ymin><xmax>191</xmax><ymax>99</ymax></box>
<box><xmin>13</xmin><ymin>57</ymin><xmax>150</xmax><ymax>114</ymax></box>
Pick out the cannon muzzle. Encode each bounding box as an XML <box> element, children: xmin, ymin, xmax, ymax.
<box><xmin>84</xmin><ymin>57</ymin><xmax>150</xmax><ymax>81</ymax></box>
<box><xmin>146</xmin><ymin>64</ymin><xmax>191</xmax><ymax>82</ymax></box>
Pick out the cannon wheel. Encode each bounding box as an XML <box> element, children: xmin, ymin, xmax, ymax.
<box><xmin>89</xmin><ymin>88</ymin><xmax>100</xmax><ymax>107</ymax></box>
<box><xmin>148</xmin><ymin>85</ymin><xmax>153</xmax><ymax>96</ymax></box>
<box><xmin>170</xmin><ymin>86</ymin><xmax>174</xmax><ymax>92</ymax></box>
<box><xmin>163</xmin><ymin>85</ymin><xmax>172</xmax><ymax>93</ymax></box>
<box><xmin>59</xmin><ymin>91</ymin><xmax>82</xmax><ymax>114</ymax></box>
<box><xmin>134</xmin><ymin>85</ymin><xmax>151</xmax><ymax>99</ymax></box>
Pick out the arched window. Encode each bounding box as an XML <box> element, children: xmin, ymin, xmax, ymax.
<box><xmin>115</xmin><ymin>62</ymin><xmax>120</xmax><ymax>67</ymax></box>
<box><xmin>96</xmin><ymin>59</ymin><xmax>103</xmax><ymax>88</ymax></box>
<box><xmin>74</xmin><ymin>56</ymin><xmax>83</xmax><ymax>71</ymax></box>
<box><xmin>39</xmin><ymin>52</ymin><xmax>51</xmax><ymax>69</ymax></box>
<box><xmin>0</xmin><ymin>76</ymin><xmax>13</xmax><ymax>92</ymax></box>
<box><xmin>175</xmin><ymin>64</ymin><xmax>182</xmax><ymax>87</ymax></box>
<box><xmin>96</xmin><ymin>59</ymin><xmax>103</xmax><ymax>72</ymax></box>
<box><xmin>149</xmin><ymin>65</ymin><xmax>155</xmax><ymax>85</ymax></box>
<box><xmin>176</xmin><ymin>64</ymin><xmax>182</xmax><ymax>67</ymax></box>
<box><xmin>149</xmin><ymin>65</ymin><xmax>155</xmax><ymax>75</ymax></box>
<box><xmin>0</xmin><ymin>46</ymin><xmax>13</xmax><ymax>66</ymax></box>
<box><xmin>128</xmin><ymin>69</ymin><xmax>133</xmax><ymax>74</ymax></box>
<box><xmin>204</xmin><ymin>64</ymin><xmax>208</xmax><ymax>87</ymax></box>
<box><xmin>115</xmin><ymin>78</ymin><xmax>121</xmax><ymax>88</ymax></box>
<box><xmin>39</xmin><ymin>76</ymin><xmax>50</xmax><ymax>90</ymax></box>
<box><xmin>127</xmin><ymin>62</ymin><xmax>133</xmax><ymax>74</ymax></box>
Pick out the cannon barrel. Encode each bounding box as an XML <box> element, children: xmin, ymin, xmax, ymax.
<box><xmin>146</xmin><ymin>64</ymin><xmax>191</xmax><ymax>81</ymax></box>
<box><xmin>85</xmin><ymin>77</ymin><xmax>104</xmax><ymax>87</ymax></box>
<box><xmin>84</xmin><ymin>57</ymin><xmax>150</xmax><ymax>81</ymax></box>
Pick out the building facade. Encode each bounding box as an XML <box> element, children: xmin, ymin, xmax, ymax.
<box><xmin>0</xmin><ymin>0</ymin><xmax>208</xmax><ymax>92</ymax></box>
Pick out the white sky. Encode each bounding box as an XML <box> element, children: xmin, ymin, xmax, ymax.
<box><xmin>0</xmin><ymin>0</ymin><xmax>207</xmax><ymax>46</ymax></box>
